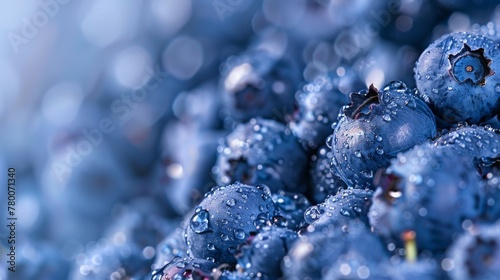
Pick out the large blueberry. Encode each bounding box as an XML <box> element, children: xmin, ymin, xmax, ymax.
<box><xmin>185</xmin><ymin>183</ymin><xmax>278</xmax><ymax>264</ymax></box>
<box><xmin>216</xmin><ymin>118</ymin><xmax>309</xmax><ymax>194</ymax></box>
<box><xmin>331</xmin><ymin>81</ymin><xmax>437</xmax><ymax>189</ymax></box>
<box><xmin>415</xmin><ymin>32</ymin><xmax>500</xmax><ymax>124</ymax></box>
<box><xmin>369</xmin><ymin>143</ymin><xmax>484</xmax><ymax>253</ymax></box>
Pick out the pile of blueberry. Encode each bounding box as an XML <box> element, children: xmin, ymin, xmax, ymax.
<box><xmin>8</xmin><ymin>1</ymin><xmax>500</xmax><ymax>280</ymax></box>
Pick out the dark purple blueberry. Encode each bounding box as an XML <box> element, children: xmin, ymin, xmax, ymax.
<box><xmin>216</xmin><ymin>118</ymin><xmax>309</xmax><ymax>194</ymax></box>
<box><xmin>185</xmin><ymin>183</ymin><xmax>278</xmax><ymax>264</ymax></box>
<box><xmin>369</xmin><ymin>143</ymin><xmax>484</xmax><ymax>253</ymax></box>
<box><xmin>415</xmin><ymin>32</ymin><xmax>500</xmax><ymax>124</ymax></box>
<box><xmin>331</xmin><ymin>81</ymin><xmax>437</xmax><ymax>189</ymax></box>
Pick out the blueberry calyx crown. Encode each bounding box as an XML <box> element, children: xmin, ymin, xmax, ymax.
<box><xmin>448</xmin><ymin>44</ymin><xmax>494</xmax><ymax>86</ymax></box>
<box><xmin>344</xmin><ymin>84</ymin><xmax>380</xmax><ymax>119</ymax></box>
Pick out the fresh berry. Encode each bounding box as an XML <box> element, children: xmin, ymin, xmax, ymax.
<box><xmin>185</xmin><ymin>183</ymin><xmax>278</xmax><ymax>264</ymax></box>
<box><xmin>215</xmin><ymin>118</ymin><xmax>309</xmax><ymax>194</ymax></box>
<box><xmin>415</xmin><ymin>32</ymin><xmax>500</xmax><ymax>124</ymax></box>
<box><xmin>331</xmin><ymin>81</ymin><xmax>437</xmax><ymax>189</ymax></box>
<box><xmin>369</xmin><ymin>143</ymin><xmax>484</xmax><ymax>253</ymax></box>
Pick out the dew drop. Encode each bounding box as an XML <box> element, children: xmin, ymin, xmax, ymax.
<box><xmin>339</xmin><ymin>208</ymin><xmax>351</xmax><ymax>217</ymax></box>
<box><xmin>382</xmin><ymin>114</ymin><xmax>392</xmax><ymax>122</ymax></box>
<box><xmin>326</xmin><ymin>134</ymin><xmax>334</xmax><ymax>149</ymax></box>
<box><xmin>234</xmin><ymin>229</ymin><xmax>246</xmax><ymax>240</ymax></box>
<box><xmin>190</xmin><ymin>209</ymin><xmax>210</xmax><ymax>233</ymax></box>
<box><xmin>495</xmin><ymin>83</ymin><xmax>500</xmax><ymax>93</ymax></box>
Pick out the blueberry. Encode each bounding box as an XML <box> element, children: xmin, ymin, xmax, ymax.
<box><xmin>216</xmin><ymin>118</ymin><xmax>309</xmax><ymax>194</ymax></box>
<box><xmin>185</xmin><ymin>183</ymin><xmax>278</xmax><ymax>264</ymax></box>
<box><xmin>290</xmin><ymin>74</ymin><xmax>348</xmax><ymax>151</ymax></box>
<box><xmin>305</xmin><ymin>188</ymin><xmax>374</xmax><ymax>228</ymax></box>
<box><xmin>369</xmin><ymin>143</ymin><xmax>484</xmax><ymax>253</ymax></box>
<box><xmin>236</xmin><ymin>226</ymin><xmax>297</xmax><ymax>279</ymax></box>
<box><xmin>283</xmin><ymin>220</ymin><xmax>388</xmax><ymax>280</ymax></box>
<box><xmin>415</xmin><ymin>32</ymin><xmax>500</xmax><ymax>124</ymax></box>
<box><xmin>271</xmin><ymin>191</ymin><xmax>311</xmax><ymax>231</ymax></box>
<box><xmin>309</xmin><ymin>144</ymin><xmax>348</xmax><ymax>204</ymax></box>
<box><xmin>220</xmin><ymin>50</ymin><xmax>299</xmax><ymax>123</ymax></box>
<box><xmin>150</xmin><ymin>257</ymin><xmax>218</xmax><ymax>280</ymax></box>
<box><xmin>447</xmin><ymin>224</ymin><xmax>500</xmax><ymax>280</ymax></box>
<box><xmin>331</xmin><ymin>81</ymin><xmax>437</xmax><ymax>189</ymax></box>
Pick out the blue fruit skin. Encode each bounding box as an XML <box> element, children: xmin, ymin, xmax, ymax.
<box><xmin>305</xmin><ymin>188</ymin><xmax>374</xmax><ymax>228</ymax></box>
<box><xmin>369</xmin><ymin>143</ymin><xmax>484</xmax><ymax>253</ymax></box>
<box><xmin>433</xmin><ymin>124</ymin><xmax>500</xmax><ymax>164</ymax></box>
<box><xmin>185</xmin><ymin>183</ymin><xmax>279</xmax><ymax>265</ymax></box>
<box><xmin>331</xmin><ymin>81</ymin><xmax>437</xmax><ymax>189</ymax></box>
<box><xmin>309</xmin><ymin>144</ymin><xmax>348</xmax><ymax>204</ymax></box>
<box><xmin>220</xmin><ymin>50</ymin><xmax>298</xmax><ymax>123</ymax></box>
<box><xmin>236</xmin><ymin>226</ymin><xmax>298</xmax><ymax>279</ymax></box>
<box><xmin>271</xmin><ymin>191</ymin><xmax>311</xmax><ymax>231</ymax></box>
<box><xmin>290</xmin><ymin>74</ymin><xmax>348</xmax><ymax>151</ymax></box>
<box><xmin>448</xmin><ymin>224</ymin><xmax>500</xmax><ymax>280</ymax></box>
<box><xmin>415</xmin><ymin>32</ymin><xmax>500</xmax><ymax>124</ymax></box>
<box><xmin>216</xmin><ymin>118</ymin><xmax>309</xmax><ymax>194</ymax></box>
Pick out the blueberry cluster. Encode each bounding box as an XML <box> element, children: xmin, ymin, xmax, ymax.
<box><xmin>9</xmin><ymin>1</ymin><xmax>500</xmax><ymax>280</ymax></box>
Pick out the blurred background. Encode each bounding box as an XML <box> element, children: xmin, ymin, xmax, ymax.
<box><xmin>0</xmin><ymin>0</ymin><xmax>500</xmax><ymax>279</ymax></box>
